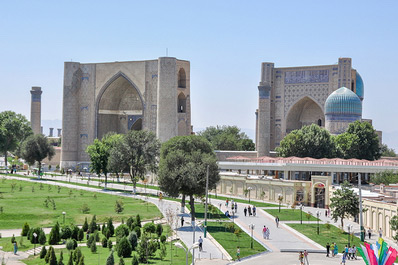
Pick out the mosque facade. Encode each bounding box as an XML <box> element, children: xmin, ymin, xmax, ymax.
<box><xmin>60</xmin><ymin>57</ymin><xmax>191</xmax><ymax>169</ymax></box>
<box><xmin>255</xmin><ymin>57</ymin><xmax>377</xmax><ymax>156</ymax></box>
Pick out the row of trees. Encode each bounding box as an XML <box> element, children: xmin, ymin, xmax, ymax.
<box><xmin>276</xmin><ymin>121</ymin><xmax>384</xmax><ymax>160</ymax></box>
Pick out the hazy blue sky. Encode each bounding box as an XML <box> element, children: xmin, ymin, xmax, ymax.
<box><xmin>1</xmin><ymin>1</ymin><xmax>397</xmax><ymax>150</ymax></box>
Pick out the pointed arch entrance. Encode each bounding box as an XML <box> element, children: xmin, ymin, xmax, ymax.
<box><xmin>285</xmin><ymin>96</ymin><xmax>324</xmax><ymax>133</ymax></box>
<box><xmin>97</xmin><ymin>73</ymin><xmax>144</xmax><ymax>139</ymax></box>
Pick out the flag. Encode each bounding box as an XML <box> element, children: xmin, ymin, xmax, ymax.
<box><xmin>358</xmin><ymin>246</ymin><xmax>370</xmax><ymax>265</ymax></box>
<box><xmin>384</xmin><ymin>247</ymin><xmax>397</xmax><ymax>265</ymax></box>
<box><xmin>366</xmin><ymin>242</ymin><xmax>378</xmax><ymax>265</ymax></box>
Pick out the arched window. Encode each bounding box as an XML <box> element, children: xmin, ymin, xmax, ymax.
<box><xmin>318</xmin><ymin>119</ymin><xmax>322</xmax><ymax>126</ymax></box>
<box><xmin>178</xmin><ymin>93</ymin><xmax>186</xmax><ymax>113</ymax></box>
<box><xmin>178</xmin><ymin>68</ymin><xmax>186</xmax><ymax>88</ymax></box>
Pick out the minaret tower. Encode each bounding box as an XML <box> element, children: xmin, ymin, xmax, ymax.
<box><xmin>30</xmin><ymin>86</ymin><xmax>42</xmax><ymax>135</ymax></box>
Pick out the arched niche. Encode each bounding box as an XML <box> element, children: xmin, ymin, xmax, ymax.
<box><xmin>178</xmin><ymin>68</ymin><xmax>186</xmax><ymax>88</ymax></box>
<box><xmin>97</xmin><ymin>73</ymin><xmax>143</xmax><ymax>139</ymax></box>
<box><xmin>178</xmin><ymin>92</ymin><xmax>186</xmax><ymax>113</ymax></box>
<box><xmin>286</xmin><ymin>96</ymin><xmax>324</xmax><ymax>133</ymax></box>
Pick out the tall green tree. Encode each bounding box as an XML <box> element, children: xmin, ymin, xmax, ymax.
<box><xmin>276</xmin><ymin>124</ymin><xmax>336</xmax><ymax>158</ymax></box>
<box><xmin>0</xmin><ymin>111</ymin><xmax>33</xmax><ymax>169</ymax></box>
<box><xmin>21</xmin><ymin>134</ymin><xmax>55</xmax><ymax>175</ymax></box>
<box><xmin>158</xmin><ymin>135</ymin><xmax>220</xmax><ymax>221</ymax></box>
<box><xmin>370</xmin><ymin>170</ymin><xmax>398</xmax><ymax>185</ymax></box>
<box><xmin>335</xmin><ymin>121</ymin><xmax>381</xmax><ymax>160</ymax></box>
<box><xmin>389</xmin><ymin>216</ymin><xmax>398</xmax><ymax>242</ymax></box>
<box><xmin>86</xmin><ymin>133</ymin><xmax>122</xmax><ymax>188</ymax></box>
<box><xmin>108</xmin><ymin>130</ymin><xmax>160</xmax><ymax>193</ymax></box>
<box><xmin>380</xmin><ymin>144</ymin><xmax>396</xmax><ymax>157</ymax></box>
<box><xmin>329</xmin><ymin>181</ymin><xmax>359</xmax><ymax>228</ymax></box>
<box><xmin>198</xmin><ymin>125</ymin><xmax>255</xmax><ymax>151</ymax></box>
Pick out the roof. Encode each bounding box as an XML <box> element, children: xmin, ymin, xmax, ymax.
<box><xmin>325</xmin><ymin>87</ymin><xmax>362</xmax><ymax>116</ymax></box>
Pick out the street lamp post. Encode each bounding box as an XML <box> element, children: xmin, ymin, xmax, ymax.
<box><xmin>247</xmin><ymin>187</ymin><xmax>253</xmax><ymax>203</ymax></box>
<box><xmin>204</xmin><ymin>165</ymin><xmax>209</xmax><ymax>238</ymax></box>
<box><xmin>33</xmin><ymin>232</ymin><xmax>37</xmax><ymax>256</ymax></box>
<box><xmin>347</xmin><ymin>224</ymin><xmax>353</xmax><ymax>247</ymax></box>
<box><xmin>316</xmin><ymin>210</ymin><xmax>320</xmax><ymax>235</ymax></box>
<box><xmin>358</xmin><ymin>173</ymin><xmax>365</xmax><ymax>242</ymax></box>
<box><xmin>300</xmin><ymin>204</ymin><xmax>303</xmax><ymax>225</ymax></box>
<box><xmin>191</xmin><ymin>220</ymin><xmax>202</xmax><ymax>265</ymax></box>
<box><xmin>62</xmin><ymin>211</ymin><xmax>66</xmax><ymax>225</ymax></box>
<box><xmin>175</xmin><ymin>242</ymin><xmax>199</xmax><ymax>265</ymax></box>
<box><xmin>249</xmin><ymin>224</ymin><xmax>255</xmax><ymax>249</ymax></box>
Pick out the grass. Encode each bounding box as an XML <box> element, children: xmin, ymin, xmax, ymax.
<box><xmin>0</xmin><ymin>178</ymin><xmax>161</xmax><ymax>229</ymax></box>
<box><xmin>207</xmin><ymin>221</ymin><xmax>266</xmax><ymax>260</ymax></box>
<box><xmin>186</xmin><ymin>203</ymin><xmax>228</xmax><ymax>219</ymax></box>
<box><xmin>264</xmin><ymin>209</ymin><xmax>319</xmax><ymax>221</ymax></box>
<box><xmin>209</xmin><ymin>194</ymin><xmax>278</xmax><ymax>207</ymax></box>
<box><xmin>288</xmin><ymin>223</ymin><xmax>364</xmax><ymax>251</ymax></box>
<box><xmin>22</xmin><ymin>239</ymin><xmax>190</xmax><ymax>265</ymax></box>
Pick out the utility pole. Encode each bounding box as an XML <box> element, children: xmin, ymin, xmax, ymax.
<box><xmin>204</xmin><ymin>165</ymin><xmax>209</xmax><ymax>238</ymax></box>
<box><xmin>358</xmin><ymin>173</ymin><xmax>365</xmax><ymax>241</ymax></box>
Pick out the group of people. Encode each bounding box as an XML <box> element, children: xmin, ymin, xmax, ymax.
<box><xmin>325</xmin><ymin>242</ymin><xmax>357</xmax><ymax>264</ymax></box>
<box><xmin>326</xmin><ymin>242</ymin><xmax>338</xmax><ymax>257</ymax></box>
<box><xmin>298</xmin><ymin>250</ymin><xmax>309</xmax><ymax>265</ymax></box>
<box><xmin>262</xmin><ymin>225</ymin><xmax>270</xmax><ymax>239</ymax></box>
<box><xmin>243</xmin><ymin>205</ymin><xmax>256</xmax><ymax>217</ymax></box>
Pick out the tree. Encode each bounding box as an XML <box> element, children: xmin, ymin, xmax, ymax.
<box><xmin>158</xmin><ymin>135</ymin><xmax>220</xmax><ymax>222</ymax></box>
<box><xmin>127</xmin><ymin>231</ymin><xmax>138</xmax><ymax>251</ymax></box>
<box><xmin>58</xmin><ymin>250</ymin><xmax>64</xmax><ymax>265</ymax></box>
<box><xmin>276</xmin><ymin>124</ymin><xmax>336</xmax><ymax>158</ymax></box>
<box><xmin>67</xmin><ymin>251</ymin><xmax>73</xmax><ymax>265</ymax></box>
<box><xmin>73</xmin><ymin>247</ymin><xmax>82</xmax><ymax>263</ymax></box>
<box><xmin>329</xmin><ymin>181</ymin><xmax>359</xmax><ymax>228</ymax></box>
<box><xmin>131</xmin><ymin>254</ymin><xmax>139</xmax><ymax>265</ymax></box>
<box><xmin>49</xmin><ymin>246</ymin><xmax>58</xmax><ymax>265</ymax></box>
<box><xmin>21</xmin><ymin>222</ymin><xmax>30</xmax><ymax>236</ymax></box>
<box><xmin>20</xmin><ymin>134</ymin><xmax>55</xmax><ymax>175</ymax></box>
<box><xmin>380</xmin><ymin>144</ymin><xmax>396</xmax><ymax>157</ymax></box>
<box><xmin>89</xmin><ymin>215</ymin><xmax>97</xmax><ymax>233</ymax></box>
<box><xmin>116</xmin><ymin>236</ymin><xmax>132</xmax><ymax>258</ymax></box>
<box><xmin>198</xmin><ymin>125</ymin><xmax>255</xmax><ymax>151</ymax></box>
<box><xmin>119</xmin><ymin>257</ymin><xmax>125</xmax><ymax>265</ymax></box>
<box><xmin>86</xmin><ymin>133</ymin><xmax>122</xmax><ymax>188</ymax></box>
<box><xmin>0</xmin><ymin>111</ymin><xmax>33</xmax><ymax>169</ymax></box>
<box><xmin>335</xmin><ymin>121</ymin><xmax>381</xmax><ymax>160</ymax></box>
<box><xmin>156</xmin><ymin>223</ymin><xmax>163</xmax><ymax>237</ymax></box>
<box><xmin>39</xmin><ymin>246</ymin><xmax>47</xmax><ymax>259</ymax></box>
<box><xmin>108</xmin><ymin>130</ymin><xmax>160</xmax><ymax>193</ymax></box>
<box><xmin>49</xmin><ymin>222</ymin><xmax>61</xmax><ymax>245</ymax></box>
<box><xmin>82</xmin><ymin>217</ymin><xmax>88</xmax><ymax>232</ymax></box>
<box><xmin>107</xmin><ymin>218</ymin><xmax>115</xmax><ymax>237</ymax></box>
<box><xmin>114</xmin><ymin>199</ymin><xmax>124</xmax><ymax>214</ymax></box>
<box><xmin>77</xmin><ymin>228</ymin><xmax>84</xmax><ymax>242</ymax></box>
<box><xmin>370</xmin><ymin>170</ymin><xmax>398</xmax><ymax>185</ymax></box>
<box><xmin>389</xmin><ymin>215</ymin><xmax>398</xmax><ymax>242</ymax></box>
<box><xmin>106</xmin><ymin>250</ymin><xmax>115</xmax><ymax>265</ymax></box>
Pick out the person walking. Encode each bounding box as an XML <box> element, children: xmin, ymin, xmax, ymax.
<box><xmin>181</xmin><ymin>216</ymin><xmax>184</xmax><ymax>227</ymax></box>
<box><xmin>304</xmin><ymin>250</ymin><xmax>309</xmax><ymax>265</ymax></box>
<box><xmin>331</xmin><ymin>243</ymin><xmax>335</xmax><ymax>257</ymax></box>
<box><xmin>325</xmin><ymin>209</ymin><xmax>328</xmax><ymax>217</ymax></box>
<box><xmin>13</xmin><ymin>242</ymin><xmax>18</xmax><ymax>255</ymax></box>
<box><xmin>262</xmin><ymin>226</ymin><xmax>267</xmax><ymax>239</ymax></box>
<box><xmin>198</xmin><ymin>236</ymin><xmax>203</xmax><ymax>251</ymax></box>
<box><xmin>253</xmin><ymin>206</ymin><xmax>256</xmax><ymax>216</ymax></box>
<box><xmin>326</xmin><ymin>243</ymin><xmax>330</xmax><ymax>257</ymax></box>
<box><xmin>232</xmin><ymin>203</ymin><xmax>235</xmax><ymax>211</ymax></box>
<box><xmin>226</xmin><ymin>199</ymin><xmax>229</xmax><ymax>207</ymax></box>
<box><xmin>299</xmin><ymin>251</ymin><xmax>304</xmax><ymax>265</ymax></box>
<box><xmin>275</xmin><ymin>216</ymin><xmax>280</xmax><ymax>228</ymax></box>
<box><xmin>235</xmin><ymin>202</ymin><xmax>238</xmax><ymax>211</ymax></box>
<box><xmin>341</xmin><ymin>253</ymin><xmax>347</xmax><ymax>265</ymax></box>
<box><xmin>265</xmin><ymin>227</ymin><xmax>270</xmax><ymax>239</ymax></box>
<box><xmin>248</xmin><ymin>206</ymin><xmax>252</xmax><ymax>216</ymax></box>
<box><xmin>236</xmin><ymin>246</ymin><xmax>241</xmax><ymax>261</ymax></box>
<box><xmin>333</xmin><ymin>243</ymin><xmax>338</xmax><ymax>257</ymax></box>
<box><xmin>368</xmin><ymin>228</ymin><xmax>372</xmax><ymax>239</ymax></box>
<box><xmin>244</xmin><ymin>207</ymin><xmax>247</xmax><ymax>217</ymax></box>
<box><xmin>379</xmin><ymin>227</ymin><xmax>383</xmax><ymax>238</ymax></box>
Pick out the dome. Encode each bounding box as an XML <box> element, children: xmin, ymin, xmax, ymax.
<box><xmin>325</xmin><ymin>87</ymin><xmax>362</xmax><ymax>116</ymax></box>
<box><xmin>355</xmin><ymin>72</ymin><xmax>364</xmax><ymax>100</ymax></box>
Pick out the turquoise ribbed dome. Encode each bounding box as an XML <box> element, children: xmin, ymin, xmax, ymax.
<box><xmin>355</xmin><ymin>72</ymin><xmax>364</xmax><ymax>100</ymax></box>
<box><xmin>325</xmin><ymin>87</ymin><xmax>362</xmax><ymax>116</ymax></box>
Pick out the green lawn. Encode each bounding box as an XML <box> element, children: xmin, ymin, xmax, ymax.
<box><xmin>264</xmin><ymin>209</ymin><xmax>319</xmax><ymax>221</ymax></box>
<box><xmin>209</xmin><ymin>195</ymin><xmax>278</xmax><ymax>208</ymax></box>
<box><xmin>186</xmin><ymin>203</ymin><xmax>228</xmax><ymax>219</ymax></box>
<box><xmin>22</xmin><ymin>240</ymin><xmax>190</xmax><ymax>265</ymax></box>
<box><xmin>207</xmin><ymin>222</ymin><xmax>266</xmax><ymax>260</ymax></box>
<box><xmin>0</xmin><ymin>178</ymin><xmax>161</xmax><ymax>229</ymax></box>
<box><xmin>288</xmin><ymin>223</ymin><xmax>364</xmax><ymax>250</ymax></box>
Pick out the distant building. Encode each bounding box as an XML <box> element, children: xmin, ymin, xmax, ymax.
<box><xmin>255</xmin><ymin>58</ymin><xmax>381</xmax><ymax>156</ymax></box>
<box><xmin>60</xmin><ymin>57</ymin><xmax>191</xmax><ymax>169</ymax></box>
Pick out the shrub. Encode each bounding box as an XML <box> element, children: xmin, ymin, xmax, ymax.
<box><xmin>107</xmin><ymin>218</ymin><xmax>115</xmax><ymax>236</ymax></box>
<box><xmin>45</xmin><ymin>246</ymin><xmax>53</xmax><ymax>263</ymax></box>
<box><xmin>59</xmin><ymin>250</ymin><xmax>64</xmax><ymax>265</ymax></box>
<box><xmin>66</xmin><ymin>239</ymin><xmax>75</xmax><ymax>251</ymax></box>
<box><xmin>82</xmin><ymin>218</ymin><xmax>88</xmax><ymax>232</ymax></box>
<box><xmin>143</xmin><ymin>222</ymin><xmax>156</xmax><ymax>236</ymax></box>
<box><xmin>159</xmin><ymin>243</ymin><xmax>167</xmax><ymax>260</ymax></box>
<box><xmin>11</xmin><ymin>234</ymin><xmax>15</xmax><ymax>244</ymax></box>
<box><xmin>49</xmin><ymin>247</ymin><xmax>57</xmax><ymax>265</ymax></box>
<box><xmin>119</xmin><ymin>257</ymin><xmax>125</xmax><ymax>265</ymax></box>
<box><xmin>86</xmin><ymin>234</ymin><xmax>95</xmax><ymax>248</ymax></box>
<box><xmin>106</xmin><ymin>250</ymin><xmax>114</xmax><ymax>265</ymax></box>
<box><xmin>133</xmin><ymin>226</ymin><xmax>141</xmax><ymax>239</ymax></box>
<box><xmin>73</xmin><ymin>247</ymin><xmax>82</xmax><ymax>263</ymax></box>
<box><xmin>78</xmin><ymin>228</ymin><xmax>84</xmax><ymax>242</ymax></box>
<box><xmin>61</xmin><ymin>226</ymin><xmax>72</xmax><ymax>240</ymax></box>
<box><xmin>90</xmin><ymin>240</ymin><xmax>97</xmax><ymax>253</ymax></box>
<box><xmin>160</xmin><ymin>235</ymin><xmax>166</xmax><ymax>244</ymax></box>
<box><xmin>126</xmin><ymin>217</ymin><xmax>134</xmax><ymax>230</ymax></box>
<box><xmin>67</xmin><ymin>251</ymin><xmax>73</xmax><ymax>265</ymax></box>
<box><xmin>70</xmin><ymin>225</ymin><xmax>79</xmax><ymax>241</ymax></box>
<box><xmin>39</xmin><ymin>246</ymin><xmax>47</xmax><ymax>259</ymax></box>
<box><xmin>128</xmin><ymin>231</ymin><xmax>138</xmax><ymax>251</ymax></box>
<box><xmin>77</xmin><ymin>255</ymin><xmax>85</xmax><ymax>265</ymax></box>
<box><xmin>115</xmin><ymin>225</ymin><xmax>129</xmax><ymax>242</ymax></box>
<box><xmin>114</xmin><ymin>199</ymin><xmax>124</xmax><ymax>214</ymax></box>
<box><xmin>156</xmin><ymin>223</ymin><xmax>163</xmax><ymax>237</ymax></box>
<box><xmin>102</xmin><ymin>237</ymin><xmax>108</xmax><ymax>248</ymax></box>
<box><xmin>49</xmin><ymin>222</ymin><xmax>60</xmax><ymax>245</ymax></box>
<box><xmin>135</xmin><ymin>214</ymin><xmax>141</xmax><ymax>227</ymax></box>
<box><xmin>131</xmin><ymin>254</ymin><xmax>139</xmax><ymax>265</ymax></box>
<box><xmin>80</xmin><ymin>204</ymin><xmax>90</xmax><ymax>214</ymax></box>
<box><xmin>116</xmin><ymin>236</ymin><xmax>132</xmax><ymax>258</ymax></box>
<box><xmin>89</xmin><ymin>215</ymin><xmax>97</xmax><ymax>233</ymax></box>
<box><xmin>95</xmin><ymin>231</ymin><xmax>100</xmax><ymax>242</ymax></box>
<box><xmin>108</xmin><ymin>239</ymin><xmax>113</xmax><ymax>250</ymax></box>
<box><xmin>21</xmin><ymin>222</ymin><xmax>30</xmax><ymax>236</ymax></box>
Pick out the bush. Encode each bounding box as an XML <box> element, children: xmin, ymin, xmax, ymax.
<box><xmin>21</xmin><ymin>222</ymin><xmax>30</xmax><ymax>236</ymax></box>
<box><xmin>106</xmin><ymin>250</ymin><xmax>115</xmax><ymax>265</ymax></box>
<box><xmin>81</xmin><ymin>204</ymin><xmax>90</xmax><ymax>214</ymax></box>
<box><xmin>115</xmin><ymin>199</ymin><xmax>124</xmax><ymax>214</ymax></box>
<box><xmin>131</xmin><ymin>254</ymin><xmax>139</xmax><ymax>265</ymax></box>
<box><xmin>59</xmin><ymin>250</ymin><xmax>64</xmax><ymax>265</ymax></box>
<box><xmin>115</xmin><ymin>225</ymin><xmax>129</xmax><ymax>242</ymax></box>
<box><xmin>119</xmin><ymin>257</ymin><xmax>125</xmax><ymax>265</ymax></box>
<box><xmin>67</xmin><ymin>251</ymin><xmax>73</xmax><ymax>265</ymax></box>
<box><xmin>39</xmin><ymin>246</ymin><xmax>47</xmax><ymax>259</ymax></box>
<box><xmin>78</xmin><ymin>228</ymin><xmax>84</xmax><ymax>242</ymax></box>
<box><xmin>133</xmin><ymin>226</ymin><xmax>141</xmax><ymax>239</ymax></box>
<box><xmin>107</xmin><ymin>218</ymin><xmax>115</xmax><ymax>237</ymax></box>
<box><xmin>159</xmin><ymin>243</ymin><xmax>167</xmax><ymax>261</ymax></box>
<box><xmin>70</xmin><ymin>225</ymin><xmax>79</xmax><ymax>240</ymax></box>
<box><xmin>77</xmin><ymin>255</ymin><xmax>85</xmax><ymax>265</ymax></box>
<box><xmin>126</xmin><ymin>217</ymin><xmax>134</xmax><ymax>230</ymax></box>
<box><xmin>160</xmin><ymin>235</ymin><xmax>166</xmax><ymax>244</ymax></box>
<box><xmin>143</xmin><ymin>222</ymin><xmax>156</xmax><ymax>236</ymax></box>
<box><xmin>108</xmin><ymin>239</ymin><xmax>113</xmax><ymax>250</ymax></box>
<box><xmin>73</xmin><ymin>247</ymin><xmax>82</xmax><ymax>263</ymax></box>
<box><xmin>90</xmin><ymin>240</ymin><xmax>97</xmax><ymax>253</ymax></box>
<box><xmin>135</xmin><ymin>214</ymin><xmax>141</xmax><ymax>227</ymax></box>
<box><xmin>102</xmin><ymin>237</ymin><xmax>108</xmax><ymax>248</ymax></box>
<box><xmin>61</xmin><ymin>226</ymin><xmax>72</xmax><ymax>240</ymax></box>
<box><xmin>86</xmin><ymin>234</ymin><xmax>95</xmax><ymax>248</ymax></box>
<box><xmin>95</xmin><ymin>231</ymin><xmax>100</xmax><ymax>242</ymax></box>
<box><xmin>49</xmin><ymin>247</ymin><xmax>58</xmax><ymax>265</ymax></box>
<box><xmin>116</xmin><ymin>236</ymin><xmax>132</xmax><ymax>258</ymax></box>
<box><xmin>89</xmin><ymin>215</ymin><xmax>97</xmax><ymax>233</ymax></box>
<box><xmin>66</xmin><ymin>239</ymin><xmax>75</xmax><ymax>251</ymax></box>
<box><xmin>45</xmin><ymin>246</ymin><xmax>52</xmax><ymax>263</ymax></box>
<box><xmin>128</xmin><ymin>231</ymin><xmax>138</xmax><ymax>251</ymax></box>
<box><xmin>49</xmin><ymin>223</ymin><xmax>61</xmax><ymax>245</ymax></box>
